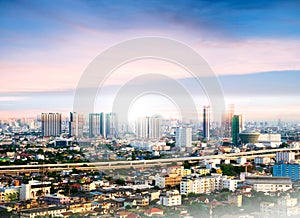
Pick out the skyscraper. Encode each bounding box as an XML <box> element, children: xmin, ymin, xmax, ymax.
<box><xmin>222</xmin><ymin>104</ymin><xmax>235</xmax><ymax>138</ymax></box>
<box><xmin>105</xmin><ymin>112</ymin><xmax>118</xmax><ymax>139</ymax></box>
<box><xmin>175</xmin><ymin>127</ymin><xmax>192</xmax><ymax>148</ymax></box>
<box><xmin>203</xmin><ymin>106</ymin><xmax>210</xmax><ymax>141</ymax></box>
<box><xmin>69</xmin><ymin>112</ymin><xmax>84</xmax><ymax>137</ymax></box>
<box><xmin>89</xmin><ymin>113</ymin><xmax>105</xmax><ymax>138</ymax></box>
<box><xmin>41</xmin><ymin>113</ymin><xmax>61</xmax><ymax>137</ymax></box>
<box><xmin>231</xmin><ymin>114</ymin><xmax>243</xmax><ymax>146</ymax></box>
<box><xmin>136</xmin><ymin>116</ymin><xmax>160</xmax><ymax>139</ymax></box>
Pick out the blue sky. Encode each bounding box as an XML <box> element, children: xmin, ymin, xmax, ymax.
<box><xmin>0</xmin><ymin>0</ymin><xmax>300</xmax><ymax>121</ymax></box>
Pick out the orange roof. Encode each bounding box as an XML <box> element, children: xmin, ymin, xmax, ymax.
<box><xmin>127</xmin><ymin>213</ymin><xmax>139</xmax><ymax>218</ymax></box>
<box><xmin>145</xmin><ymin>207</ymin><xmax>164</xmax><ymax>214</ymax></box>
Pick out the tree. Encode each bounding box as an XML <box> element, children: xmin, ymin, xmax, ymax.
<box><xmin>183</xmin><ymin>160</ymin><xmax>191</xmax><ymax>169</ymax></box>
<box><xmin>279</xmin><ymin>142</ymin><xmax>288</xmax><ymax>148</ymax></box>
<box><xmin>220</xmin><ymin>164</ymin><xmax>236</xmax><ymax>176</ymax></box>
<box><xmin>36</xmin><ymin>189</ymin><xmax>44</xmax><ymax>197</ymax></box>
<box><xmin>115</xmin><ymin>178</ymin><xmax>125</xmax><ymax>186</ymax></box>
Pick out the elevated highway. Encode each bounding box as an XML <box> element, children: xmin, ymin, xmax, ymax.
<box><xmin>0</xmin><ymin>148</ymin><xmax>299</xmax><ymax>174</ymax></box>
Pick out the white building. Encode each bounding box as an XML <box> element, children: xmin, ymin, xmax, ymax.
<box><xmin>278</xmin><ymin>195</ymin><xmax>297</xmax><ymax>207</ymax></box>
<box><xmin>276</xmin><ymin>151</ymin><xmax>295</xmax><ymax>163</ymax></box>
<box><xmin>81</xmin><ymin>182</ymin><xmax>96</xmax><ymax>192</ymax></box>
<box><xmin>254</xmin><ymin>157</ymin><xmax>271</xmax><ymax>165</ymax></box>
<box><xmin>136</xmin><ymin>117</ymin><xmax>160</xmax><ymax>139</ymax></box>
<box><xmin>160</xmin><ymin>190</ymin><xmax>181</xmax><ymax>206</ymax></box>
<box><xmin>245</xmin><ymin>176</ymin><xmax>292</xmax><ymax>193</ymax></box>
<box><xmin>237</xmin><ymin>157</ymin><xmax>247</xmax><ymax>165</ymax></box>
<box><xmin>20</xmin><ymin>180</ymin><xmax>51</xmax><ymax>200</ymax></box>
<box><xmin>260</xmin><ymin>195</ymin><xmax>299</xmax><ymax>217</ymax></box>
<box><xmin>180</xmin><ymin>174</ymin><xmax>231</xmax><ymax>195</ymax></box>
<box><xmin>131</xmin><ymin>139</ymin><xmax>167</xmax><ymax>151</ymax></box>
<box><xmin>258</xmin><ymin>133</ymin><xmax>281</xmax><ymax>148</ymax></box>
<box><xmin>223</xmin><ymin>177</ymin><xmax>238</xmax><ymax>192</ymax></box>
<box><xmin>175</xmin><ymin>127</ymin><xmax>192</xmax><ymax>148</ymax></box>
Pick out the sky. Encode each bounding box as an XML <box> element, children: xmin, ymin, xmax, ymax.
<box><xmin>0</xmin><ymin>0</ymin><xmax>300</xmax><ymax>122</ymax></box>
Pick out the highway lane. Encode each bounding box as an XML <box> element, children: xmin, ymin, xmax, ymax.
<box><xmin>0</xmin><ymin>147</ymin><xmax>298</xmax><ymax>174</ymax></box>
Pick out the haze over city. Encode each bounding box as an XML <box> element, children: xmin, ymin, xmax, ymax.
<box><xmin>0</xmin><ymin>0</ymin><xmax>300</xmax><ymax>121</ymax></box>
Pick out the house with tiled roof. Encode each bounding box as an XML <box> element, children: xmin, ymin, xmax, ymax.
<box><xmin>144</xmin><ymin>207</ymin><xmax>164</xmax><ymax>216</ymax></box>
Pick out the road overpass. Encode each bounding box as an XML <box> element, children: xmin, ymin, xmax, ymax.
<box><xmin>0</xmin><ymin>148</ymin><xmax>299</xmax><ymax>174</ymax></box>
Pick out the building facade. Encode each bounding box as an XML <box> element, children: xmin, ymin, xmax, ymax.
<box><xmin>160</xmin><ymin>190</ymin><xmax>181</xmax><ymax>206</ymax></box>
<box><xmin>273</xmin><ymin>164</ymin><xmax>300</xmax><ymax>182</ymax></box>
<box><xmin>203</xmin><ymin>106</ymin><xmax>210</xmax><ymax>141</ymax></box>
<box><xmin>69</xmin><ymin>112</ymin><xmax>84</xmax><ymax>137</ymax></box>
<box><xmin>89</xmin><ymin>113</ymin><xmax>105</xmax><ymax>138</ymax></box>
<box><xmin>136</xmin><ymin>116</ymin><xmax>160</xmax><ymax>139</ymax></box>
<box><xmin>275</xmin><ymin>152</ymin><xmax>295</xmax><ymax>163</ymax></box>
<box><xmin>232</xmin><ymin>114</ymin><xmax>243</xmax><ymax>146</ymax></box>
<box><xmin>41</xmin><ymin>113</ymin><xmax>61</xmax><ymax>137</ymax></box>
<box><xmin>175</xmin><ymin>127</ymin><xmax>192</xmax><ymax>148</ymax></box>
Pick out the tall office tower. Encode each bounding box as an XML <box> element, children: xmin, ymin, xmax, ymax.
<box><xmin>136</xmin><ymin>116</ymin><xmax>160</xmax><ymax>139</ymax></box>
<box><xmin>89</xmin><ymin>113</ymin><xmax>106</xmax><ymax>138</ymax></box>
<box><xmin>175</xmin><ymin>127</ymin><xmax>192</xmax><ymax>148</ymax></box>
<box><xmin>105</xmin><ymin>112</ymin><xmax>118</xmax><ymax>139</ymax></box>
<box><xmin>41</xmin><ymin>113</ymin><xmax>62</xmax><ymax>137</ymax></box>
<box><xmin>232</xmin><ymin>114</ymin><xmax>243</xmax><ymax>146</ymax></box>
<box><xmin>203</xmin><ymin>106</ymin><xmax>210</xmax><ymax>141</ymax></box>
<box><xmin>222</xmin><ymin>104</ymin><xmax>235</xmax><ymax>138</ymax></box>
<box><xmin>69</xmin><ymin>112</ymin><xmax>84</xmax><ymax>137</ymax></box>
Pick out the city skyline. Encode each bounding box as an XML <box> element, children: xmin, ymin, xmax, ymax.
<box><xmin>1</xmin><ymin>0</ymin><xmax>300</xmax><ymax>121</ymax></box>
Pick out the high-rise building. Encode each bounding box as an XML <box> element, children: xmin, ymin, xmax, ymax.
<box><xmin>89</xmin><ymin>113</ymin><xmax>105</xmax><ymax>138</ymax></box>
<box><xmin>105</xmin><ymin>113</ymin><xmax>118</xmax><ymax>139</ymax></box>
<box><xmin>222</xmin><ymin>104</ymin><xmax>235</xmax><ymax>138</ymax></box>
<box><xmin>136</xmin><ymin>116</ymin><xmax>160</xmax><ymax>139</ymax></box>
<box><xmin>203</xmin><ymin>106</ymin><xmax>210</xmax><ymax>141</ymax></box>
<box><xmin>69</xmin><ymin>112</ymin><xmax>84</xmax><ymax>137</ymax></box>
<box><xmin>175</xmin><ymin>127</ymin><xmax>192</xmax><ymax>148</ymax></box>
<box><xmin>232</xmin><ymin>114</ymin><xmax>243</xmax><ymax>146</ymax></box>
<box><xmin>273</xmin><ymin>164</ymin><xmax>300</xmax><ymax>182</ymax></box>
<box><xmin>89</xmin><ymin>113</ymin><xmax>118</xmax><ymax>139</ymax></box>
<box><xmin>41</xmin><ymin>113</ymin><xmax>61</xmax><ymax>137</ymax></box>
<box><xmin>276</xmin><ymin>152</ymin><xmax>295</xmax><ymax>163</ymax></box>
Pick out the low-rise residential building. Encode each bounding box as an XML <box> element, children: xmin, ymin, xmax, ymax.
<box><xmin>0</xmin><ymin>186</ymin><xmax>20</xmax><ymax>203</ymax></box>
<box><xmin>180</xmin><ymin>174</ymin><xmax>237</xmax><ymax>195</ymax></box>
<box><xmin>167</xmin><ymin>166</ymin><xmax>184</xmax><ymax>175</ymax></box>
<box><xmin>20</xmin><ymin>180</ymin><xmax>51</xmax><ymax>200</ymax></box>
<box><xmin>245</xmin><ymin>176</ymin><xmax>292</xmax><ymax>193</ymax></box>
<box><xmin>195</xmin><ymin>168</ymin><xmax>210</xmax><ymax>175</ymax></box>
<box><xmin>278</xmin><ymin>195</ymin><xmax>297</xmax><ymax>207</ymax></box>
<box><xmin>155</xmin><ymin>173</ymin><xmax>182</xmax><ymax>188</ymax></box>
<box><xmin>260</xmin><ymin>195</ymin><xmax>299</xmax><ymax>217</ymax></box>
<box><xmin>69</xmin><ymin>202</ymin><xmax>93</xmax><ymax>213</ymax></box>
<box><xmin>44</xmin><ymin>193</ymin><xmax>70</xmax><ymax>205</ymax></box>
<box><xmin>160</xmin><ymin>190</ymin><xmax>181</xmax><ymax>206</ymax></box>
<box><xmin>81</xmin><ymin>182</ymin><xmax>96</xmax><ymax>192</ymax></box>
<box><xmin>228</xmin><ymin>194</ymin><xmax>243</xmax><ymax>207</ymax></box>
<box><xmin>223</xmin><ymin>177</ymin><xmax>238</xmax><ymax>192</ymax></box>
<box><xmin>19</xmin><ymin>206</ymin><xmax>66</xmax><ymax>218</ymax></box>
<box><xmin>254</xmin><ymin>157</ymin><xmax>271</xmax><ymax>165</ymax></box>
<box><xmin>144</xmin><ymin>207</ymin><xmax>164</xmax><ymax>216</ymax></box>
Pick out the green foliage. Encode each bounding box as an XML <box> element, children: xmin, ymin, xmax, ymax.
<box><xmin>115</xmin><ymin>178</ymin><xmax>125</xmax><ymax>186</ymax></box>
<box><xmin>220</xmin><ymin>164</ymin><xmax>248</xmax><ymax>176</ymax></box>
<box><xmin>183</xmin><ymin>160</ymin><xmax>191</xmax><ymax>169</ymax></box>
<box><xmin>220</xmin><ymin>164</ymin><xmax>236</xmax><ymax>176</ymax></box>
